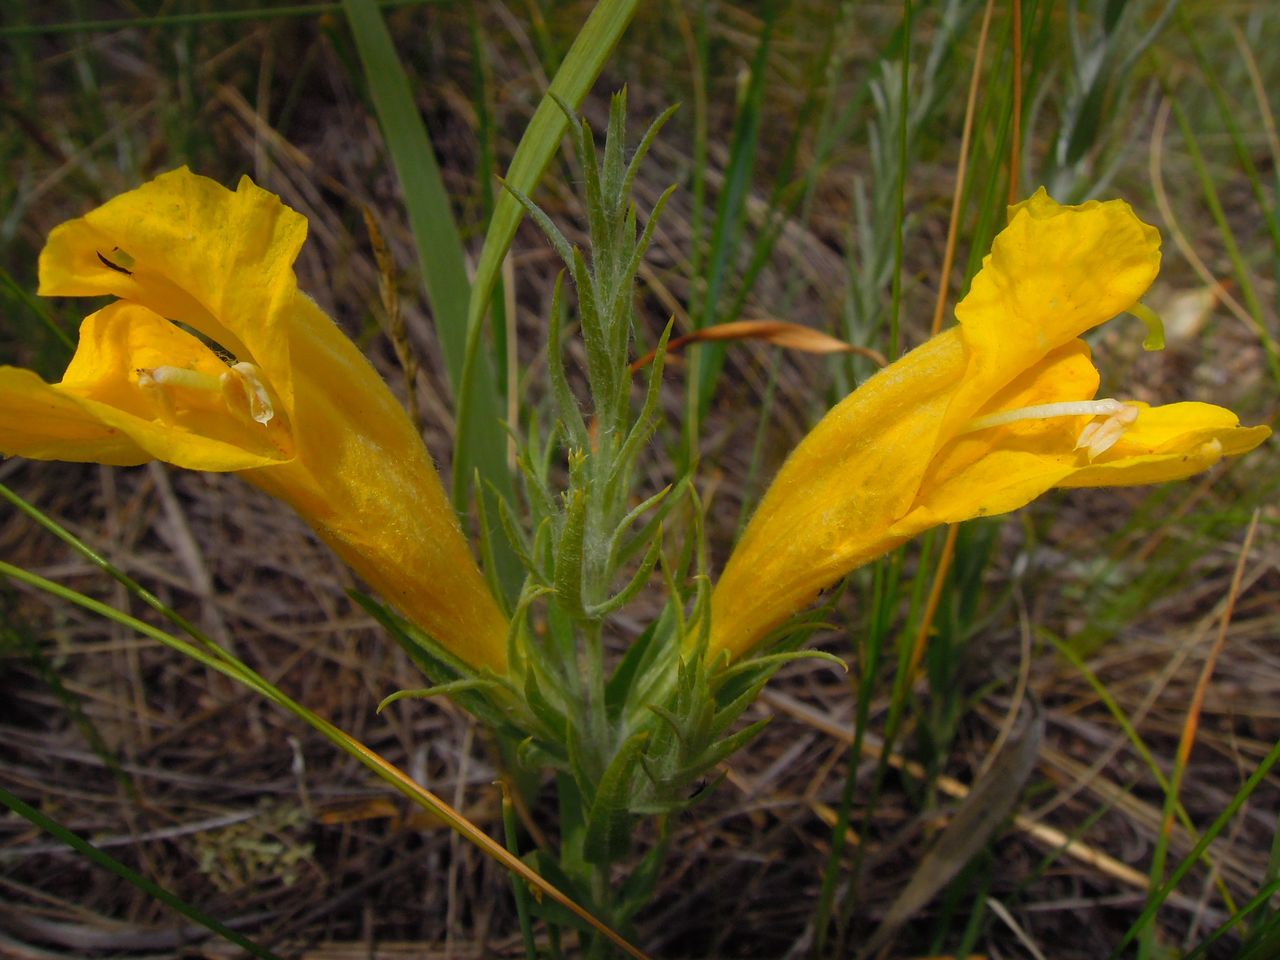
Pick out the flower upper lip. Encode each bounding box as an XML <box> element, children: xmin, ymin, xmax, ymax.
<box><xmin>37</xmin><ymin>166</ymin><xmax>306</xmax><ymax>413</ymax></box>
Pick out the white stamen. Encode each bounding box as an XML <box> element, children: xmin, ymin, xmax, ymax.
<box><xmin>958</xmin><ymin>398</ymin><xmax>1131</xmax><ymax>435</ymax></box>
<box><xmin>143</xmin><ymin>365</ymin><xmax>224</xmax><ymax>392</ymax></box>
<box><xmin>958</xmin><ymin>397</ymin><xmax>1141</xmax><ymax>462</ymax></box>
<box><xmin>138</xmin><ymin>362</ymin><xmax>276</xmax><ymax>427</ymax></box>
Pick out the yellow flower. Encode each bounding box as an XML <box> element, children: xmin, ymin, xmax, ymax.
<box><xmin>710</xmin><ymin>190</ymin><xmax>1270</xmax><ymax>661</ymax></box>
<box><xmin>1</xmin><ymin>168</ymin><xmax>510</xmax><ymax>673</ymax></box>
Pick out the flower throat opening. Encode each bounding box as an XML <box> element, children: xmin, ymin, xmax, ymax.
<box><xmin>137</xmin><ymin>361</ymin><xmax>275</xmax><ymax>427</ymax></box>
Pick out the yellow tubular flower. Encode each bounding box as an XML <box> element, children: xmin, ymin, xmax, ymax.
<box><xmin>1</xmin><ymin>168</ymin><xmax>510</xmax><ymax>673</ymax></box>
<box><xmin>710</xmin><ymin>189</ymin><xmax>1270</xmax><ymax>662</ymax></box>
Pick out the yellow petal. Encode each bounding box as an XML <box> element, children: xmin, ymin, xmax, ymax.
<box><xmin>242</xmin><ymin>294</ymin><xmax>512</xmax><ymax>673</ymax></box>
<box><xmin>28</xmin><ymin>169</ymin><xmax>511</xmax><ymax>674</ymax></box>
<box><xmin>39</xmin><ymin>167</ymin><xmax>305</xmax><ymax>407</ymax></box>
<box><xmin>944</xmin><ymin>189</ymin><xmax>1160</xmax><ymax>435</ymax></box>
<box><xmin>896</xmin><ymin>402</ymin><xmax>1269</xmax><ymax>537</ymax></box>
<box><xmin>709</xmin><ymin>189</ymin><xmax>1266</xmax><ymax>664</ymax></box>
<box><xmin>921</xmin><ymin>339</ymin><xmax>1099</xmax><ymax>501</ymax></box>
<box><xmin>707</xmin><ymin>330</ymin><xmax>967</xmax><ymax>659</ymax></box>
<box><xmin>2</xmin><ymin>303</ymin><xmax>288</xmax><ymax>471</ymax></box>
<box><xmin>0</xmin><ymin>366</ymin><xmax>147</xmax><ymax>466</ymax></box>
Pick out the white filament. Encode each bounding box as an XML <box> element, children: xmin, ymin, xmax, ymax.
<box><xmin>958</xmin><ymin>398</ymin><xmax>1140</xmax><ymax>462</ymax></box>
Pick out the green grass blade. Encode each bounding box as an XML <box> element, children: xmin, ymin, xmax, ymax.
<box><xmin>0</xmin><ymin>786</ymin><xmax>283</xmax><ymax>960</ymax></box>
<box><xmin>1051</xmin><ymin>631</ymin><xmax>1236</xmax><ymax>913</ymax></box>
<box><xmin>0</xmin><ymin>0</ymin><xmax>436</xmax><ymax>36</ymax></box>
<box><xmin>1180</xmin><ymin>876</ymin><xmax>1280</xmax><ymax>960</ymax></box>
<box><xmin>886</xmin><ymin>0</ymin><xmax>912</xmax><ymax>361</ymax></box>
<box><xmin>1108</xmin><ymin>733</ymin><xmax>1280</xmax><ymax>960</ymax></box>
<box><xmin>1177</xmin><ymin>14</ymin><xmax>1280</xmax><ymax>263</ymax></box>
<box><xmin>691</xmin><ymin>3</ymin><xmax>777</xmax><ymax>419</ymax></box>
<box><xmin>454</xmin><ymin>0</ymin><xmax>640</xmax><ymax>506</ymax></box>
<box><xmin>0</xmin><ymin>266</ymin><xmax>74</xmax><ymax>354</ymax></box>
<box><xmin>1167</xmin><ymin>93</ymin><xmax>1280</xmax><ymax>382</ymax></box>
<box><xmin>468</xmin><ymin>8</ymin><xmax>511</xmax><ymax>409</ymax></box>
<box><xmin>0</xmin><ymin>483</ymin><xmax>647</xmax><ymax>959</ymax></box>
<box><xmin>0</xmin><ymin>610</ymin><xmax>135</xmax><ymax>798</ymax></box>
<box><xmin>0</xmin><ymin>481</ymin><xmax>217</xmax><ymax>648</ymax></box>
<box><xmin>814</xmin><ymin>555</ymin><xmax>895</xmax><ymax>953</ymax></box>
<box><xmin>342</xmin><ymin>0</ymin><xmax>518</xmax><ymax>592</ymax></box>
<box><xmin>0</xmin><ymin>557</ymin><xmax>649</xmax><ymax>960</ymax></box>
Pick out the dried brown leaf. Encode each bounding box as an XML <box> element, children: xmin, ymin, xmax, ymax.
<box><xmin>629</xmin><ymin>319</ymin><xmax>887</xmax><ymax>373</ymax></box>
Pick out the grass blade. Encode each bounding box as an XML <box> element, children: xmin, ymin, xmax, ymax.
<box><xmin>454</xmin><ymin>0</ymin><xmax>641</xmax><ymax>507</ymax></box>
<box><xmin>691</xmin><ymin>3</ymin><xmax>777</xmax><ymax>420</ymax></box>
<box><xmin>341</xmin><ymin>0</ymin><xmax>519</xmax><ymax>593</ymax></box>
<box><xmin>0</xmin><ymin>786</ymin><xmax>284</xmax><ymax>960</ymax></box>
<box><xmin>0</xmin><ymin>554</ymin><xmax>651</xmax><ymax>960</ymax></box>
<box><xmin>0</xmin><ymin>0</ymin><xmax>438</xmax><ymax>37</ymax></box>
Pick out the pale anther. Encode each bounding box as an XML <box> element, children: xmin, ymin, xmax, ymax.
<box><xmin>1074</xmin><ymin>403</ymin><xmax>1139</xmax><ymax>461</ymax></box>
<box><xmin>224</xmin><ymin>362</ymin><xmax>275</xmax><ymax>425</ymax></box>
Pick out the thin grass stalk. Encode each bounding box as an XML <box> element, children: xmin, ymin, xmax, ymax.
<box><xmin>735</xmin><ymin>351</ymin><xmax>780</xmax><ymax>538</ymax></box>
<box><xmin>0</xmin><ymin>558</ymin><xmax>651</xmax><ymax>960</ymax></box>
<box><xmin>950</xmin><ymin>857</ymin><xmax>997</xmax><ymax>954</ymax></box>
<box><xmin>728</xmin><ymin>20</ymin><xmax>853</xmax><ymax>531</ymax></box>
<box><xmin>0</xmin><ymin>482</ymin><xmax>212</xmax><ymax>648</ymax></box>
<box><xmin>0</xmin><ymin>486</ymin><xmax>643</xmax><ymax>956</ymax></box>
<box><xmin>813</xmin><ymin>554</ymin><xmax>897</xmax><ymax>953</ymax></box>
<box><xmin>886</xmin><ymin>0</ymin><xmax>911</xmax><ymax>361</ymax></box>
<box><xmin>1181</xmin><ymin>877</ymin><xmax>1280</xmax><ymax>960</ymax></box>
<box><xmin>673</xmin><ymin>0</ymin><xmax>710</xmax><ymax>468</ymax></box>
<box><xmin>1177</xmin><ymin>15</ymin><xmax>1280</xmax><ymax>267</ymax></box>
<box><xmin>1050</xmin><ymin>635</ymin><xmax>1237</xmax><ymax>911</ymax></box>
<box><xmin>836</xmin><ymin>533</ymin><xmax>936</xmax><ymax>946</ymax></box>
<box><xmin>961</xmin><ymin>21</ymin><xmax>1018</xmax><ymax>281</ymax></box>
<box><xmin>1168</xmin><ymin>96</ymin><xmax>1268</xmax><ymax>336</ymax></box>
<box><xmin>673</xmin><ymin>0</ymin><xmax>710</xmax><ymax>307</ymax></box>
<box><xmin>0</xmin><ymin>786</ymin><xmax>283</xmax><ymax>960</ymax></box>
<box><xmin>906</xmin><ymin>523</ymin><xmax>959</xmax><ymax>681</ymax></box>
<box><xmin>0</xmin><ymin>268</ymin><xmax>74</xmax><ymax>353</ymax></box>
<box><xmin>903</xmin><ymin>0</ymin><xmax>997</xmax><ymax>753</ymax></box>
<box><xmin>1109</xmin><ymin>732</ymin><xmax>1280</xmax><ymax>960</ymax></box>
<box><xmin>690</xmin><ymin>2</ymin><xmax>778</xmax><ymax>420</ymax></box>
<box><xmin>468</xmin><ymin>6</ymin><xmax>512</xmax><ymax>421</ymax></box>
<box><xmin>1140</xmin><ymin>512</ymin><xmax>1259</xmax><ymax>953</ymax></box>
<box><xmin>1147</xmin><ymin>96</ymin><xmax>1280</xmax><ymax>384</ymax></box>
<box><xmin>0</xmin><ymin>613</ymin><xmax>137</xmax><ymax>798</ymax></box>
<box><xmin>1009</xmin><ymin>0</ymin><xmax>1022</xmax><ymax>199</ymax></box>
<box><xmin>496</xmin><ymin>783</ymin><xmax>537</xmax><ymax>960</ymax></box>
<box><xmin>930</xmin><ymin>0</ymin><xmax>995</xmax><ymax>338</ymax></box>
<box><xmin>0</xmin><ymin>0</ymin><xmax>437</xmax><ymax>36</ymax></box>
